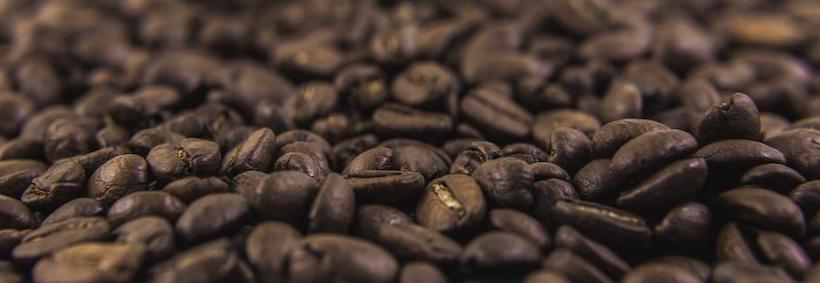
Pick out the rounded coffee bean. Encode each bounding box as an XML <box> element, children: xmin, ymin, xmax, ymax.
<box><xmin>533</xmin><ymin>179</ymin><xmax>578</xmax><ymax>225</ymax></box>
<box><xmin>530</xmin><ymin>162</ymin><xmax>571</xmax><ymax>182</ymax></box>
<box><xmin>716</xmin><ymin>188</ymin><xmax>805</xmax><ymax>237</ymax></box>
<box><xmin>108</xmin><ymin>191</ymin><xmax>187</xmax><ymax>225</ymax></box>
<box><xmin>461</xmin><ymin>86</ymin><xmax>533</xmax><ymax>142</ymax></box>
<box><xmin>790</xmin><ymin>180</ymin><xmax>820</xmax><ymax>216</ymax></box>
<box><xmin>555</xmin><ymin>226</ymin><xmax>630</xmax><ymax>280</ymax></box>
<box><xmin>42</xmin><ymin>198</ymin><xmax>104</xmax><ymax>226</ymax></box>
<box><xmin>373</xmin><ymin>223</ymin><xmax>462</xmax><ymax>264</ymax></box>
<box><xmin>461</xmin><ymin>231</ymin><xmax>541</xmax><ymax>274</ymax></box>
<box><xmin>542</xmin><ymin>249</ymin><xmax>614</xmax><ymax>283</ymax></box>
<box><xmin>472</xmin><ymin>157</ymin><xmax>534</xmax><ymax>210</ymax></box>
<box><xmin>450</xmin><ymin>141</ymin><xmax>502</xmax><ymax>175</ymax></box>
<box><xmin>591</xmin><ymin>119</ymin><xmax>669</xmax><ymax>158</ymax></box>
<box><xmin>621</xmin><ymin>260</ymin><xmax>704</xmax><ymax>283</ymax></box>
<box><xmin>150</xmin><ymin>239</ymin><xmax>254</xmax><ymax>283</ymax></box>
<box><xmin>161</xmin><ymin>176</ymin><xmax>230</xmax><ymax>203</ymax></box>
<box><xmin>245</xmin><ymin>171</ymin><xmax>318</xmax><ymax>224</ymax></box>
<box><xmin>246</xmin><ymin>222</ymin><xmax>302</xmax><ymax>283</ymax></box>
<box><xmin>533</xmin><ymin>109</ymin><xmax>600</xmax><ymax>148</ymax></box>
<box><xmin>231</xmin><ymin>170</ymin><xmax>267</xmax><ymax>196</ymax></box>
<box><xmin>221</xmin><ymin>128</ymin><xmax>276</xmax><ymax>177</ymax></box>
<box><xmin>345</xmin><ymin>170</ymin><xmax>426</xmax><ymax>206</ymax></box>
<box><xmin>87</xmin><ymin>154</ymin><xmax>150</xmax><ymax>205</ymax></box>
<box><xmin>503</xmin><ymin>143</ymin><xmax>548</xmax><ymax>164</ymax></box>
<box><xmin>740</xmin><ymin>163</ymin><xmax>806</xmax><ymax>193</ymax></box>
<box><xmin>694</xmin><ymin>92</ymin><xmax>761</xmax><ymax>144</ymax></box>
<box><xmin>400</xmin><ymin>262</ymin><xmax>448</xmax><ymax>283</ymax></box>
<box><xmin>147</xmin><ymin>138</ymin><xmax>221</xmax><ymax>182</ymax></box>
<box><xmin>0</xmin><ymin>229</ymin><xmax>28</xmax><ymax>258</ymax></box>
<box><xmin>611</xmin><ymin>129</ymin><xmax>698</xmax><ymax>180</ymax></box>
<box><xmin>355</xmin><ymin>205</ymin><xmax>414</xmax><ymax>240</ymax></box>
<box><xmin>489</xmin><ymin>209</ymin><xmax>550</xmax><ymax>250</ymax></box>
<box><xmin>307</xmin><ymin>173</ymin><xmax>355</xmax><ymax>234</ymax></box>
<box><xmin>756</xmin><ymin>230</ymin><xmax>810</xmax><ymax>279</ymax></box>
<box><xmin>372</xmin><ymin>104</ymin><xmax>453</xmax><ymax>141</ymax></box>
<box><xmin>764</xmin><ymin>129</ymin><xmax>820</xmax><ymax>180</ymax></box>
<box><xmin>32</xmin><ymin>242</ymin><xmax>145</xmax><ymax>283</ymax></box>
<box><xmin>654</xmin><ymin>202</ymin><xmax>713</xmax><ymax>254</ymax></box>
<box><xmin>546</xmin><ymin>127</ymin><xmax>592</xmax><ymax>174</ymax></box>
<box><xmin>175</xmin><ymin>193</ymin><xmax>250</xmax><ymax>243</ymax></box>
<box><xmin>573</xmin><ymin>159</ymin><xmax>623</xmax><ymax>201</ymax></box>
<box><xmin>417</xmin><ymin>174</ymin><xmax>486</xmax><ymax>235</ymax></box>
<box><xmin>288</xmin><ymin>234</ymin><xmax>398</xmax><ymax>283</ymax></box>
<box><xmin>0</xmin><ymin>195</ymin><xmax>35</xmax><ymax>230</ymax></box>
<box><xmin>114</xmin><ymin>217</ymin><xmax>176</xmax><ymax>263</ymax></box>
<box><xmin>22</xmin><ymin>160</ymin><xmax>86</xmax><ymax>209</ymax></box>
<box><xmin>13</xmin><ymin>217</ymin><xmax>111</xmax><ymax>263</ymax></box>
<box><xmin>391</xmin><ymin>62</ymin><xmax>459</xmax><ymax>109</ymax></box>
<box><xmin>617</xmin><ymin>158</ymin><xmax>708</xmax><ymax>214</ymax></box>
<box><xmin>0</xmin><ymin>159</ymin><xmax>47</xmax><ymax>197</ymax></box>
<box><xmin>693</xmin><ymin>139</ymin><xmax>785</xmax><ymax>173</ymax></box>
<box><xmin>43</xmin><ymin>119</ymin><xmax>93</xmax><ymax>163</ymax></box>
<box><xmin>552</xmin><ymin>199</ymin><xmax>652</xmax><ymax>251</ymax></box>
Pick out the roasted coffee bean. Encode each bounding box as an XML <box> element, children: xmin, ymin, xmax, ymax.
<box><xmin>330</xmin><ymin>134</ymin><xmax>379</xmax><ymax>171</ymax></box>
<box><xmin>21</xmin><ymin>160</ymin><xmax>86</xmax><ymax>209</ymax></box>
<box><xmin>147</xmin><ymin>138</ymin><xmax>221</xmax><ymax>182</ymax></box>
<box><xmin>108</xmin><ymin>191</ymin><xmax>186</xmax><ymax>225</ymax></box>
<box><xmin>0</xmin><ymin>138</ymin><xmax>44</xmax><ymax>161</ymax></box>
<box><xmin>288</xmin><ymin>234</ymin><xmax>398</xmax><ymax>283</ymax></box>
<box><xmin>343</xmin><ymin>145</ymin><xmax>448</xmax><ymax>185</ymax></box>
<box><xmin>307</xmin><ymin>173</ymin><xmax>354</xmax><ymax>234</ymax></box>
<box><xmin>617</xmin><ymin>158</ymin><xmax>708</xmax><ymax>214</ymax></box>
<box><xmin>694</xmin><ymin>139</ymin><xmax>785</xmax><ymax>175</ymax></box>
<box><xmin>283</xmin><ymin>82</ymin><xmax>339</xmax><ymax>128</ymax></box>
<box><xmin>552</xmin><ymin>199</ymin><xmax>652</xmax><ymax>251</ymax></box>
<box><xmin>450</xmin><ymin>141</ymin><xmax>501</xmax><ymax>175</ymax></box>
<box><xmin>740</xmin><ymin>163</ymin><xmax>806</xmax><ymax>193</ymax></box>
<box><xmin>611</xmin><ymin>129</ymin><xmax>698</xmax><ymax>180</ymax></box>
<box><xmin>621</xmin><ymin>259</ymin><xmax>704</xmax><ymax>283</ymax></box>
<box><xmin>598</xmin><ymin>81</ymin><xmax>642</xmax><ymax>123</ymax></box>
<box><xmin>161</xmin><ymin>176</ymin><xmax>230</xmax><ymax>203</ymax></box>
<box><xmin>66</xmin><ymin>147</ymin><xmax>131</xmax><ymax>175</ymax></box>
<box><xmin>96</xmin><ymin>121</ymin><xmax>130</xmax><ymax>148</ymax></box>
<box><xmin>654</xmin><ymin>202</ymin><xmax>713</xmax><ymax>254</ymax></box>
<box><xmin>274</xmin><ymin>130</ymin><xmax>331</xmax><ymax>157</ymax></box>
<box><xmin>530</xmin><ymin>162</ymin><xmax>570</xmax><ymax>182</ymax></box>
<box><xmin>516</xmin><ymin>78</ymin><xmax>573</xmax><ymax>111</ymax></box>
<box><xmin>221</xmin><ymin>128</ymin><xmax>276</xmax><ymax>177</ymax></box>
<box><xmin>0</xmin><ymin>195</ymin><xmax>34</xmax><ymax>230</ymax></box>
<box><xmin>345</xmin><ymin>170</ymin><xmax>425</xmax><ymax>206</ymax></box>
<box><xmin>716</xmin><ymin>223</ymin><xmax>758</xmax><ymax>264</ymax></box>
<box><xmin>175</xmin><ymin>193</ymin><xmax>249</xmax><ymax>243</ymax></box>
<box><xmin>717</xmin><ymin>188</ymin><xmax>805</xmax><ymax>237</ymax></box>
<box><xmin>114</xmin><ymin>216</ymin><xmax>176</xmax><ymax>263</ymax></box>
<box><xmin>416</xmin><ymin>174</ymin><xmax>486</xmax><ymax>235</ymax></box>
<box><xmin>0</xmin><ymin>94</ymin><xmax>34</xmax><ymax>137</ymax></box>
<box><xmin>108</xmin><ymin>86</ymin><xmax>180</xmax><ymax>127</ymax></box>
<box><xmin>150</xmin><ymin>239</ymin><xmax>254</xmax><ymax>283</ymax></box>
<box><xmin>43</xmin><ymin>119</ymin><xmax>93</xmax><ymax>163</ymax></box>
<box><xmin>756</xmin><ymin>230</ymin><xmax>811</xmax><ymax>279</ymax></box>
<box><xmin>245</xmin><ymin>171</ymin><xmax>318</xmax><ymax>224</ymax></box>
<box><xmin>334</xmin><ymin>64</ymin><xmax>388</xmax><ymax>110</ymax></box>
<box><xmin>694</xmin><ymin>93</ymin><xmax>761</xmax><ymax>144</ymax></box>
<box><xmin>87</xmin><ymin>154</ymin><xmax>150</xmax><ymax>205</ymax></box>
<box><xmin>33</xmin><ymin>242</ymin><xmax>145</xmax><ymax>283</ymax></box>
<box><xmin>532</xmin><ymin>179</ymin><xmax>577</xmax><ymax>225</ymax></box>
<box><xmin>489</xmin><ymin>209</ymin><xmax>550</xmax><ymax>250</ymax></box>
<box><xmin>591</xmin><ymin>119</ymin><xmax>669</xmax><ymax>158</ymax></box>
<box><xmin>461</xmin><ymin>231</ymin><xmax>541</xmax><ymax>274</ymax></box>
<box><xmin>765</xmin><ymin>129</ymin><xmax>820</xmax><ymax>180</ymax></box>
<box><xmin>0</xmin><ymin>229</ymin><xmax>28</xmax><ymax>258</ymax></box>
<box><xmin>533</xmin><ymin>110</ymin><xmax>600</xmax><ymax>148</ymax></box>
<box><xmin>554</xmin><ymin>226</ymin><xmax>630</xmax><ymax>280</ymax></box>
<box><xmin>542</xmin><ymin>248</ymin><xmax>614</xmax><ymax>283</ymax></box>
<box><xmin>546</xmin><ymin>127</ymin><xmax>592</xmax><ymax>174</ymax></box>
<box><xmin>20</xmin><ymin>107</ymin><xmax>74</xmax><ymax>142</ymax></box>
<box><xmin>461</xmin><ymin>86</ymin><xmax>532</xmax><ymax>142</ymax></box>
<box><xmin>13</xmin><ymin>217</ymin><xmax>110</xmax><ymax>263</ymax></box>
<box><xmin>790</xmin><ymin>180</ymin><xmax>820</xmax><ymax>216</ymax></box>
<box><xmin>42</xmin><ymin>198</ymin><xmax>104</xmax><ymax>226</ymax></box>
<box><xmin>231</xmin><ymin>170</ymin><xmax>267</xmax><ymax>196</ymax></box>
<box><xmin>391</xmin><ymin>62</ymin><xmax>459</xmax><ymax>113</ymax></box>
<box><xmin>128</xmin><ymin>127</ymin><xmax>185</xmax><ymax>156</ymax></box>
<box><xmin>373</xmin><ymin>103</ymin><xmax>452</xmax><ymax>141</ymax></box>
<box><xmin>274</xmin><ymin>151</ymin><xmax>328</xmax><ymax>183</ymax></box>
<box><xmin>523</xmin><ymin>270</ymin><xmax>571</xmax><ymax>283</ymax></box>
<box><xmin>370</xmin><ymin>26</ymin><xmax>419</xmax><ymax>66</ymax></box>
<box><xmin>373</xmin><ymin>222</ymin><xmax>462</xmax><ymax>264</ymax></box>
<box><xmin>400</xmin><ymin>261</ymin><xmax>449</xmax><ymax>283</ymax></box>
<box><xmin>0</xmin><ymin>159</ymin><xmax>46</xmax><ymax>197</ymax></box>
<box><xmin>573</xmin><ymin>159</ymin><xmax>623</xmax><ymax>201</ymax></box>
<box><xmin>246</xmin><ymin>221</ymin><xmax>302</xmax><ymax>283</ymax></box>
<box><xmin>712</xmin><ymin>261</ymin><xmax>795</xmax><ymax>283</ymax></box>
<box><xmin>472</xmin><ymin>157</ymin><xmax>534</xmax><ymax>210</ymax></box>
<box><xmin>502</xmin><ymin>143</ymin><xmax>547</xmax><ymax>164</ymax></box>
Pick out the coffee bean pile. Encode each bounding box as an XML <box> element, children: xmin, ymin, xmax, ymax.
<box><xmin>1</xmin><ymin>0</ymin><xmax>820</xmax><ymax>282</ymax></box>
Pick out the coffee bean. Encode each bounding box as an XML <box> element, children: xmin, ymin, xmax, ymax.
<box><xmin>0</xmin><ymin>195</ymin><xmax>34</xmax><ymax>230</ymax></box>
<box><xmin>532</xmin><ymin>179</ymin><xmax>577</xmax><ymax>225</ymax></box>
<box><xmin>489</xmin><ymin>209</ymin><xmax>549</xmax><ymax>250</ymax></box>
<box><xmin>114</xmin><ymin>216</ymin><xmax>176</xmax><ymax>263</ymax></box>
<box><xmin>148</xmin><ymin>138</ymin><xmax>221</xmax><ymax>182</ymax></box>
<box><xmin>370</xmin><ymin>26</ymin><xmax>419</xmax><ymax>66</ymax></box>
<box><xmin>695</xmin><ymin>139</ymin><xmax>786</xmax><ymax>176</ymax></box>
<box><xmin>283</xmin><ymin>82</ymin><xmax>339</xmax><ymax>128</ymax></box>
<box><xmin>417</xmin><ymin>174</ymin><xmax>486</xmax><ymax>235</ymax></box>
<box><xmin>552</xmin><ymin>198</ymin><xmax>652</xmax><ymax>251</ymax></box>
<box><xmin>108</xmin><ymin>191</ymin><xmax>186</xmax><ymax>225</ymax></box>
<box><xmin>756</xmin><ymin>230</ymin><xmax>811</xmax><ymax>279</ymax></box>
<box><xmin>450</xmin><ymin>141</ymin><xmax>501</xmax><ymax>175</ymax></box>
<box><xmin>334</xmin><ymin>64</ymin><xmax>387</xmax><ymax>110</ymax></box>
<box><xmin>0</xmin><ymin>138</ymin><xmax>44</xmax><ymax>161</ymax></box>
<box><xmin>0</xmin><ymin>159</ymin><xmax>46</xmax><ymax>197</ymax></box>
<box><xmin>400</xmin><ymin>261</ymin><xmax>448</xmax><ymax>283</ymax></box>
<box><xmin>573</xmin><ymin>159</ymin><xmax>623</xmax><ymax>201</ymax></box>
<box><xmin>591</xmin><ymin>119</ymin><xmax>669</xmax><ymax>158</ymax></box>
<box><xmin>530</xmin><ymin>162</ymin><xmax>570</xmax><ymax>182</ymax></box>
<box><xmin>654</xmin><ymin>202</ymin><xmax>713</xmax><ymax>254</ymax></box>
<box><xmin>391</xmin><ymin>61</ymin><xmax>459</xmax><ymax>114</ymax></box>
<box><xmin>716</xmin><ymin>223</ymin><xmax>758</xmax><ymax>264</ymax></box>
<box><xmin>288</xmin><ymin>234</ymin><xmax>398</xmax><ymax>283</ymax></box>
<box><xmin>150</xmin><ymin>239</ymin><xmax>254</xmax><ymax>283</ymax></box>
<box><xmin>21</xmin><ymin>160</ymin><xmax>86</xmax><ymax>209</ymax></box>
<box><xmin>617</xmin><ymin>158</ymin><xmax>708</xmax><ymax>214</ymax></box>
<box><xmin>373</xmin><ymin>103</ymin><xmax>453</xmax><ymax>141</ymax></box>
<box><xmin>461</xmin><ymin>86</ymin><xmax>533</xmax><ymax>142</ymax></box>
<box><xmin>554</xmin><ymin>226</ymin><xmax>630</xmax><ymax>281</ymax></box>
<box><xmin>13</xmin><ymin>217</ymin><xmax>110</xmax><ymax>263</ymax></box>
<box><xmin>221</xmin><ymin>128</ymin><xmax>276</xmax><ymax>177</ymax></box>
<box><xmin>542</xmin><ymin>248</ymin><xmax>614</xmax><ymax>283</ymax></box>
<box><xmin>373</xmin><ymin>222</ymin><xmax>462</xmax><ymax>264</ymax></box>
<box><xmin>88</xmin><ymin>154</ymin><xmax>150</xmax><ymax>205</ymax></box>
<box><xmin>345</xmin><ymin>170</ymin><xmax>425</xmax><ymax>206</ymax></box>
<box><xmin>42</xmin><ymin>198</ymin><xmax>104</xmax><ymax>226</ymax></box>
<box><xmin>621</xmin><ymin>259</ymin><xmax>704</xmax><ymax>283</ymax></box>
<box><xmin>712</xmin><ymin>261</ymin><xmax>795</xmax><ymax>283</ymax></box>
<box><xmin>245</xmin><ymin>221</ymin><xmax>302</xmax><ymax>283</ymax></box>
<box><xmin>502</xmin><ymin>143</ymin><xmax>547</xmax><ymax>164</ymax></box>
<box><xmin>175</xmin><ymin>193</ymin><xmax>248</xmax><ymax>243</ymax></box>
<box><xmin>598</xmin><ymin>81</ymin><xmax>642</xmax><ymax>123</ymax></box>
<box><xmin>43</xmin><ymin>119</ymin><xmax>93</xmax><ymax>163</ymax></box>
<box><xmin>0</xmin><ymin>230</ymin><xmax>28</xmax><ymax>258</ymax></box>
<box><xmin>546</xmin><ymin>127</ymin><xmax>592</xmax><ymax>174</ymax></box>
<box><xmin>472</xmin><ymin>157</ymin><xmax>534</xmax><ymax>210</ymax></box>
<box><xmin>330</xmin><ymin>134</ymin><xmax>379</xmax><ymax>171</ymax></box>
<box><xmin>716</xmin><ymin>188</ymin><xmax>805</xmax><ymax>237</ymax></box>
<box><xmin>307</xmin><ymin>173</ymin><xmax>355</xmax><ymax>234</ymax></box>
<box><xmin>128</xmin><ymin>127</ymin><xmax>185</xmax><ymax>156</ymax></box>
<box><xmin>274</xmin><ymin>152</ymin><xmax>329</xmax><ymax>184</ymax></box>
<box><xmin>523</xmin><ymin>270</ymin><xmax>571</xmax><ymax>283</ymax></box>
<box><xmin>740</xmin><ymin>163</ymin><xmax>806</xmax><ymax>194</ymax></box>
<box><xmin>245</xmin><ymin>171</ymin><xmax>318</xmax><ymax>224</ymax></box>
<box><xmin>32</xmin><ymin>242</ymin><xmax>145</xmax><ymax>283</ymax></box>
<box><xmin>161</xmin><ymin>176</ymin><xmax>230</xmax><ymax>203</ymax></box>
<box><xmin>693</xmin><ymin>93</ymin><xmax>761</xmax><ymax>144</ymax></box>
<box><xmin>461</xmin><ymin>231</ymin><xmax>541</xmax><ymax>274</ymax></box>
<box><xmin>533</xmin><ymin>109</ymin><xmax>600</xmax><ymax>149</ymax></box>
<box><xmin>764</xmin><ymin>129</ymin><xmax>820</xmax><ymax>180</ymax></box>
<box><xmin>611</xmin><ymin>129</ymin><xmax>698</xmax><ymax>179</ymax></box>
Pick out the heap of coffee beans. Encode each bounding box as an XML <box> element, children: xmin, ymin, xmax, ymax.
<box><xmin>2</xmin><ymin>0</ymin><xmax>820</xmax><ymax>282</ymax></box>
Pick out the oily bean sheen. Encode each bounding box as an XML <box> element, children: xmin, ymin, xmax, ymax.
<box><xmin>245</xmin><ymin>222</ymin><xmax>302</xmax><ymax>283</ymax></box>
<box><xmin>755</xmin><ymin>230</ymin><xmax>811</xmax><ymax>279</ymax></box>
<box><xmin>107</xmin><ymin>191</ymin><xmax>187</xmax><ymax>225</ymax></box>
<box><xmin>591</xmin><ymin>119</ymin><xmax>669</xmax><ymax>158</ymax></box>
<box><xmin>472</xmin><ymin>157</ymin><xmax>534</xmax><ymax>210</ymax></box>
<box><xmin>694</xmin><ymin>93</ymin><xmax>761</xmax><ymax>144</ymax></box>
<box><xmin>176</xmin><ymin>193</ymin><xmax>249</xmax><ymax>243</ymax></box>
<box><xmin>542</xmin><ymin>249</ymin><xmax>615</xmax><ymax>283</ymax></box>
<box><xmin>13</xmin><ymin>217</ymin><xmax>110</xmax><ymax>263</ymax></box>
<box><xmin>87</xmin><ymin>154</ymin><xmax>150</xmax><ymax>205</ymax></box>
<box><xmin>161</xmin><ymin>176</ymin><xmax>230</xmax><ymax>203</ymax></box>
<box><xmin>114</xmin><ymin>217</ymin><xmax>176</xmax><ymax>263</ymax></box>
<box><xmin>489</xmin><ymin>209</ymin><xmax>550</xmax><ymax>250</ymax></box>
<box><xmin>617</xmin><ymin>158</ymin><xmax>708</xmax><ymax>214</ymax></box>
<box><xmin>221</xmin><ymin>128</ymin><xmax>276</xmax><ymax>177</ymax></box>
<box><xmin>693</xmin><ymin>140</ymin><xmax>786</xmax><ymax>173</ymax></box>
<box><xmin>0</xmin><ymin>160</ymin><xmax>47</xmax><ymax>198</ymax></box>
<box><xmin>764</xmin><ymin>129</ymin><xmax>820</xmax><ymax>180</ymax></box>
<box><xmin>416</xmin><ymin>174</ymin><xmax>486</xmax><ymax>235</ymax></box>
<box><xmin>307</xmin><ymin>173</ymin><xmax>355</xmax><ymax>234</ymax></box>
<box><xmin>461</xmin><ymin>231</ymin><xmax>541</xmax><ymax>274</ymax></box>
<box><xmin>552</xmin><ymin>199</ymin><xmax>652</xmax><ymax>251</ymax></box>
<box><xmin>247</xmin><ymin>171</ymin><xmax>318</xmax><ymax>224</ymax></box>
<box><xmin>399</xmin><ymin>262</ymin><xmax>448</xmax><ymax>283</ymax></box>
<box><xmin>717</xmin><ymin>188</ymin><xmax>806</xmax><ymax>237</ymax></box>
<box><xmin>740</xmin><ymin>163</ymin><xmax>806</xmax><ymax>193</ymax></box>
<box><xmin>554</xmin><ymin>226</ymin><xmax>630</xmax><ymax>281</ymax></box>
<box><xmin>288</xmin><ymin>234</ymin><xmax>398</xmax><ymax>283</ymax></box>
<box><xmin>611</xmin><ymin>129</ymin><xmax>698</xmax><ymax>180</ymax></box>
<box><xmin>41</xmin><ymin>198</ymin><xmax>104</xmax><ymax>226</ymax></box>
<box><xmin>654</xmin><ymin>202</ymin><xmax>713</xmax><ymax>253</ymax></box>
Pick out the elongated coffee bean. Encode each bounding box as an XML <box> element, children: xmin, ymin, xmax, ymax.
<box><xmin>417</xmin><ymin>174</ymin><xmax>486</xmax><ymax>235</ymax></box>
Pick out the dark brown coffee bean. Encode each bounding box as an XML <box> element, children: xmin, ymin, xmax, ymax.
<box><xmin>461</xmin><ymin>86</ymin><xmax>533</xmax><ymax>142</ymax></box>
<box><xmin>712</xmin><ymin>261</ymin><xmax>795</xmax><ymax>283</ymax></box>
<box><xmin>719</xmin><ymin>12</ymin><xmax>806</xmax><ymax>48</ymax></box>
<box><xmin>114</xmin><ymin>217</ymin><xmax>176</xmax><ymax>263</ymax></box>
<box><xmin>764</xmin><ymin>129</ymin><xmax>820</xmax><ymax>180</ymax></box>
<box><xmin>283</xmin><ymin>82</ymin><xmax>339</xmax><ymax>128</ymax></box>
<box><xmin>150</xmin><ymin>239</ymin><xmax>254</xmax><ymax>283</ymax></box>
<box><xmin>330</xmin><ymin>134</ymin><xmax>379</xmax><ymax>171</ymax></box>
<box><xmin>43</xmin><ymin>119</ymin><xmax>93</xmax><ymax>163</ymax></box>
<box><xmin>0</xmin><ymin>159</ymin><xmax>46</xmax><ymax>198</ymax></box>
<box><xmin>400</xmin><ymin>261</ymin><xmax>448</xmax><ymax>283</ymax></box>
<box><xmin>523</xmin><ymin>270</ymin><xmax>571</xmax><ymax>283</ymax></box>
<box><xmin>108</xmin><ymin>191</ymin><xmax>186</xmax><ymax>225</ymax></box>
<box><xmin>716</xmin><ymin>223</ymin><xmax>758</xmax><ymax>264</ymax></box>
<box><xmin>530</xmin><ymin>162</ymin><xmax>570</xmax><ymax>182</ymax></box>
<box><xmin>790</xmin><ymin>180</ymin><xmax>820</xmax><ymax>217</ymax></box>
<box><xmin>546</xmin><ymin>127</ymin><xmax>592</xmax><ymax>174</ymax></box>
<box><xmin>654</xmin><ymin>202</ymin><xmax>713</xmax><ymax>254</ymax></box>
<box><xmin>20</xmin><ymin>107</ymin><xmax>74</xmax><ymax>142</ymax></box>
<box><xmin>695</xmin><ymin>139</ymin><xmax>786</xmax><ymax>176</ymax></box>
<box><xmin>502</xmin><ymin>143</ymin><xmax>547</xmax><ymax>164</ymax></box>
<box><xmin>617</xmin><ymin>158</ymin><xmax>708</xmax><ymax>214</ymax></box>
<box><xmin>472</xmin><ymin>157</ymin><xmax>534</xmax><ymax>210</ymax></box>
<box><xmin>345</xmin><ymin>170</ymin><xmax>425</xmax><ymax>206</ymax></box>
<box><xmin>611</xmin><ymin>129</ymin><xmax>698</xmax><ymax>180</ymax></box>
<box><xmin>288</xmin><ymin>234</ymin><xmax>398</xmax><ymax>283</ymax></box>
<box><xmin>0</xmin><ymin>195</ymin><xmax>34</xmax><ymax>230</ymax></box>
<box><xmin>128</xmin><ymin>127</ymin><xmax>185</xmax><ymax>156</ymax></box>
<box><xmin>592</xmin><ymin>119</ymin><xmax>669</xmax><ymax>158</ymax></box>
<box><xmin>598</xmin><ymin>81</ymin><xmax>642</xmax><ymax>123</ymax></box>
<box><xmin>550</xmin><ymin>0</ymin><xmax>610</xmax><ymax>35</ymax></box>
<box><xmin>21</xmin><ymin>160</ymin><xmax>86</xmax><ymax>209</ymax></box>
<box><xmin>13</xmin><ymin>217</ymin><xmax>110</xmax><ymax>263</ymax></box>
<box><xmin>418</xmin><ymin>174</ymin><xmax>486</xmax><ymax>234</ymax></box>
<box><xmin>756</xmin><ymin>230</ymin><xmax>810</xmax><ymax>279</ymax></box>
<box><xmin>717</xmin><ymin>188</ymin><xmax>805</xmax><ymax>237</ymax></box>
<box><xmin>621</xmin><ymin>260</ymin><xmax>704</xmax><ymax>283</ymax></box>
<box><xmin>148</xmin><ymin>138</ymin><xmax>221</xmax><ymax>182</ymax></box>
<box><xmin>653</xmin><ymin>17</ymin><xmax>715</xmax><ymax>73</ymax></box>
<box><xmin>573</xmin><ymin>159</ymin><xmax>623</xmax><ymax>201</ymax></box>
<box><xmin>489</xmin><ymin>209</ymin><xmax>549</xmax><ymax>250</ymax></box>
<box><xmin>355</xmin><ymin>204</ymin><xmax>414</xmax><ymax>240</ymax></box>
<box><xmin>694</xmin><ymin>93</ymin><xmax>761</xmax><ymax>144</ymax></box>
<box><xmin>450</xmin><ymin>141</ymin><xmax>501</xmax><ymax>175</ymax></box>
<box><xmin>246</xmin><ymin>221</ymin><xmax>302</xmax><ymax>283</ymax></box>
<box><xmin>374</xmin><ymin>222</ymin><xmax>462</xmax><ymax>264</ymax></box>
<box><xmin>532</xmin><ymin>179</ymin><xmax>577</xmax><ymax>225</ymax></box>
<box><xmin>542</xmin><ymin>248</ymin><xmax>614</xmax><ymax>283</ymax></box>
<box><xmin>221</xmin><ymin>128</ymin><xmax>276</xmax><ymax>177</ymax></box>
<box><xmin>533</xmin><ymin>109</ymin><xmax>600</xmax><ymax>148</ymax></box>
<box><xmin>87</xmin><ymin>154</ymin><xmax>150</xmax><ymax>205</ymax></box>
<box><xmin>245</xmin><ymin>171</ymin><xmax>318</xmax><ymax>224</ymax></box>
<box><xmin>307</xmin><ymin>173</ymin><xmax>354</xmax><ymax>234</ymax></box>
<box><xmin>554</xmin><ymin>226</ymin><xmax>630</xmax><ymax>281</ymax></box>
<box><xmin>0</xmin><ymin>94</ymin><xmax>34</xmax><ymax>137</ymax></box>
<box><xmin>391</xmin><ymin>61</ymin><xmax>459</xmax><ymax>113</ymax></box>
<box><xmin>161</xmin><ymin>176</ymin><xmax>230</xmax><ymax>203</ymax></box>
<box><xmin>0</xmin><ymin>138</ymin><xmax>44</xmax><ymax>161</ymax></box>
<box><xmin>0</xmin><ymin>229</ymin><xmax>28</xmax><ymax>258</ymax></box>
<box><xmin>552</xmin><ymin>199</ymin><xmax>652</xmax><ymax>251</ymax></box>
<box><xmin>176</xmin><ymin>193</ymin><xmax>249</xmax><ymax>243</ymax></box>
<box><xmin>32</xmin><ymin>242</ymin><xmax>145</xmax><ymax>283</ymax></box>
<box><xmin>334</xmin><ymin>64</ymin><xmax>387</xmax><ymax>110</ymax></box>
<box><xmin>740</xmin><ymin>163</ymin><xmax>806</xmax><ymax>194</ymax></box>
<box><xmin>42</xmin><ymin>198</ymin><xmax>104</xmax><ymax>226</ymax></box>
<box><xmin>370</xmin><ymin>26</ymin><xmax>419</xmax><ymax>66</ymax></box>
<box><xmin>461</xmin><ymin>231</ymin><xmax>541</xmax><ymax>274</ymax></box>
<box><xmin>373</xmin><ymin>103</ymin><xmax>453</xmax><ymax>141</ymax></box>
